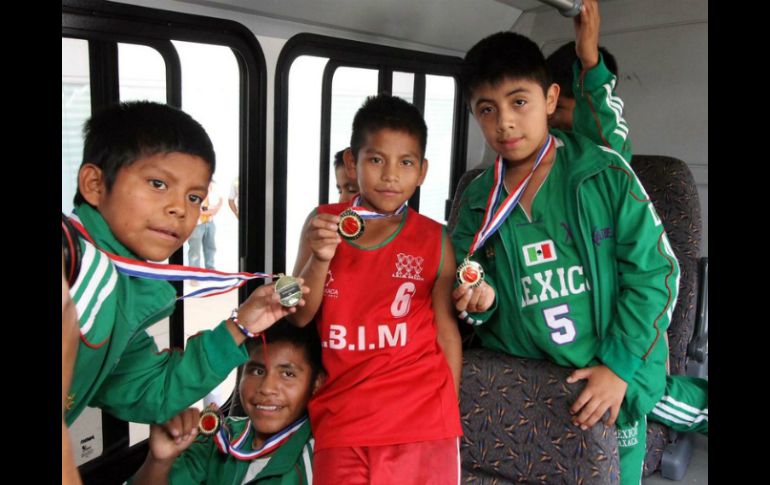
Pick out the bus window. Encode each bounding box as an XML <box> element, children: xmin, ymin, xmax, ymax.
<box><xmin>327</xmin><ymin>67</ymin><xmax>378</xmax><ymax>205</ymax></box>
<box><xmin>420</xmin><ymin>75</ymin><xmax>456</xmax><ymax>223</ymax></box>
<box><xmin>62</xmin><ymin>2</ymin><xmax>267</xmax><ymax>478</ymax></box>
<box><xmin>285</xmin><ymin>55</ymin><xmax>328</xmax><ymax>273</ymax></box>
<box><xmin>118</xmin><ymin>44</ymin><xmax>166</xmax><ymax>103</ymax></box>
<box><xmin>392</xmin><ymin>71</ymin><xmax>415</xmax><ymax>104</ymax></box>
<box><xmin>62</xmin><ymin>37</ymin><xmax>90</xmax><ymax>216</ymax></box>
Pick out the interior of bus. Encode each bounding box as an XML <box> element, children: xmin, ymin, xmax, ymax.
<box><xmin>62</xmin><ymin>0</ymin><xmax>708</xmax><ymax>483</ymax></box>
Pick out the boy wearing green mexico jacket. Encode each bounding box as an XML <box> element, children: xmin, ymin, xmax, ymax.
<box><xmin>132</xmin><ymin>321</ymin><xmax>324</xmax><ymax>485</ymax></box>
<box><xmin>451</xmin><ymin>13</ymin><xmax>682</xmax><ymax>485</ymax></box>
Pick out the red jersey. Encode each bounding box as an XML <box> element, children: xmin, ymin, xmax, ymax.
<box><xmin>309</xmin><ymin>202</ymin><xmax>462</xmax><ymax>450</ymax></box>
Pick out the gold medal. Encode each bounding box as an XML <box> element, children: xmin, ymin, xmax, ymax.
<box><xmin>338</xmin><ymin>209</ymin><xmax>364</xmax><ymax>240</ymax></box>
<box><xmin>198</xmin><ymin>408</ymin><xmax>221</xmax><ymax>436</ymax></box>
<box><xmin>275</xmin><ymin>274</ymin><xmax>303</xmax><ymax>307</ymax></box>
<box><xmin>457</xmin><ymin>258</ymin><xmax>485</xmax><ymax>288</ymax></box>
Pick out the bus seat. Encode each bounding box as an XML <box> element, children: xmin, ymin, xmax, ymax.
<box><xmin>461</xmin><ymin>348</ymin><xmax>620</xmax><ymax>484</ymax></box>
<box><xmin>446</xmin><ymin>168</ymin><xmax>484</xmax><ymax>232</ymax></box>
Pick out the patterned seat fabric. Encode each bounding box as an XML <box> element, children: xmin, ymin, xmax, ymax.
<box><xmin>461</xmin><ymin>348</ymin><xmax>619</xmax><ymax>484</ymax></box>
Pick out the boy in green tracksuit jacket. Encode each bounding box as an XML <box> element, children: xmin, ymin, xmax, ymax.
<box><xmin>62</xmin><ymin>101</ymin><xmax>306</xmax><ymax>450</ymax></box>
<box><xmin>451</xmin><ymin>2</ymin><xmax>686</xmax><ymax>483</ymax></box>
<box><xmin>545</xmin><ymin>0</ymin><xmax>708</xmax><ymax>451</ymax></box>
<box><xmin>132</xmin><ymin>321</ymin><xmax>324</xmax><ymax>485</ymax></box>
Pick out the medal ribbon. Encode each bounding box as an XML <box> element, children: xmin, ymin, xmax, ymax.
<box><xmin>67</xmin><ymin>213</ymin><xmax>275</xmax><ymax>300</ymax></box>
<box><xmin>467</xmin><ymin>135</ymin><xmax>555</xmax><ymax>257</ymax></box>
<box><xmin>213</xmin><ymin>416</ymin><xmax>307</xmax><ymax>461</ymax></box>
<box><xmin>348</xmin><ymin>195</ymin><xmax>407</xmax><ymax>219</ymax></box>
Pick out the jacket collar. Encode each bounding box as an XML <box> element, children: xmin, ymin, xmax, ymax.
<box><xmin>73</xmin><ymin>203</ymin><xmax>141</xmax><ymax>260</ymax></box>
<box><xmin>250</xmin><ymin>420</ymin><xmax>312</xmax><ymax>478</ymax></box>
<box><xmin>464</xmin><ymin>131</ymin><xmax>611</xmax><ymax>211</ymax></box>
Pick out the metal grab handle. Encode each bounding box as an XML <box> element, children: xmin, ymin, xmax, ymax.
<box><xmin>537</xmin><ymin>0</ymin><xmax>583</xmax><ymax>17</ymax></box>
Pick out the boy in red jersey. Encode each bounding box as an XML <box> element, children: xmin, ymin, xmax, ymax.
<box><xmin>289</xmin><ymin>94</ymin><xmax>463</xmax><ymax>484</ymax></box>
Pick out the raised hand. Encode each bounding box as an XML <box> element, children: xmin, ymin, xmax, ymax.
<box><xmin>151</xmin><ymin>407</ymin><xmax>202</xmax><ymax>462</ymax></box>
<box><xmin>574</xmin><ymin>0</ymin><xmax>600</xmax><ymax>69</ymax></box>
<box><xmin>236</xmin><ymin>279</ymin><xmax>310</xmax><ymax>335</ymax></box>
<box><xmin>307</xmin><ymin>213</ymin><xmax>342</xmax><ymax>263</ymax></box>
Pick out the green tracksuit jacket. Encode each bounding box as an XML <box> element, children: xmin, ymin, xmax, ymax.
<box><xmin>65</xmin><ymin>203</ymin><xmax>248</xmax><ymax>425</ymax></box>
<box><xmin>451</xmin><ymin>128</ymin><xmax>680</xmax><ymax>419</ymax></box>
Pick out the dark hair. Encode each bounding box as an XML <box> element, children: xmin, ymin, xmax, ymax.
<box><xmin>545</xmin><ymin>41</ymin><xmax>618</xmax><ymax>99</ymax></box>
<box><xmin>245</xmin><ymin>320</ymin><xmax>323</xmax><ymax>378</ymax></box>
<box><xmin>333</xmin><ymin>149</ymin><xmax>346</xmax><ymax>169</ymax></box>
<box><xmin>74</xmin><ymin>101</ymin><xmax>216</xmax><ymax>206</ymax></box>
<box><xmin>460</xmin><ymin>31</ymin><xmax>551</xmax><ymax>102</ymax></box>
<box><xmin>350</xmin><ymin>94</ymin><xmax>427</xmax><ymax>159</ymax></box>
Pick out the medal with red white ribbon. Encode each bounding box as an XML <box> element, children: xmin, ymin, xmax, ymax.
<box><xmin>458</xmin><ymin>135</ymin><xmax>555</xmax><ymax>288</ymax></box>
<box><xmin>337</xmin><ymin>195</ymin><xmax>407</xmax><ymax>240</ymax></box>
<box><xmin>66</xmin><ymin>213</ymin><xmax>300</xmax><ymax>303</ymax></box>
<box><xmin>212</xmin><ymin>415</ymin><xmax>307</xmax><ymax>461</ymax></box>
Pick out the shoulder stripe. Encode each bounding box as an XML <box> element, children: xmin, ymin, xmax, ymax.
<box><xmin>80</xmin><ymin>264</ymin><xmax>118</xmax><ymax>336</ymax></box>
<box><xmin>70</xmin><ymin>240</ymin><xmax>97</xmax><ymax>296</ymax></box>
<box><xmin>74</xmin><ymin>243</ymin><xmax>112</xmax><ymax>320</ymax></box>
<box><xmin>602</xmin><ymin>83</ymin><xmax>630</xmax><ymax>138</ymax></box>
<box><xmin>73</xmin><ymin>242</ymin><xmax>118</xmax><ymax>336</ymax></box>
<box><xmin>614</xmin><ymin>123</ymin><xmax>629</xmax><ymax>135</ymax></box>
<box><xmin>302</xmin><ymin>440</ymin><xmax>314</xmax><ymax>483</ymax></box>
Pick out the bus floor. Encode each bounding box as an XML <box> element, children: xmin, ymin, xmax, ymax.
<box><xmin>643</xmin><ymin>434</ymin><xmax>708</xmax><ymax>484</ymax></box>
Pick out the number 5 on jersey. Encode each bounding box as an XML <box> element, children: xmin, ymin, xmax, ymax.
<box><xmin>543</xmin><ymin>304</ymin><xmax>576</xmax><ymax>345</ymax></box>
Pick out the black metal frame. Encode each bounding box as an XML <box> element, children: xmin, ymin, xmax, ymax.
<box><xmin>273</xmin><ymin>33</ymin><xmax>468</xmax><ymax>273</ymax></box>
<box><xmin>62</xmin><ymin>1</ymin><xmax>267</xmax><ymax>482</ymax></box>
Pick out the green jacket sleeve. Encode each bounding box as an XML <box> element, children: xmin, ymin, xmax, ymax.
<box><xmin>91</xmin><ymin>321</ymin><xmax>249</xmax><ymax>423</ymax></box>
<box><xmin>595</xmin><ymin>155</ymin><xmax>680</xmax><ymax>383</ymax></box>
<box><xmin>572</xmin><ymin>53</ymin><xmax>633</xmax><ymax>162</ymax></box>
<box><xmin>449</xmin><ymin>186</ymin><xmax>499</xmax><ymax>325</ymax></box>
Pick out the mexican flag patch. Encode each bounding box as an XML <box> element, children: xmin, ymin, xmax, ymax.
<box><xmin>523</xmin><ymin>240</ymin><xmax>557</xmax><ymax>266</ymax></box>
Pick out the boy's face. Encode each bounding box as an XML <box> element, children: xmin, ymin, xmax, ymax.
<box><xmin>240</xmin><ymin>341</ymin><xmax>321</xmax><ymax>448</ymax></box>
<box><xmin>335</xmin><ymin>164</ymin><xmax>359</xmax><ymax>203</ymax></box>
<box><xmin>470</xmin><ymin>76</ymin><xmax>559</xmax><ymax>165</ymax></box>
<box><xmin>548</xmin><ymin>94</ymin><xmax>575</xmax><ymax>132</ymax></box>
<box><xmin>79</xmin><ymin>152</ymin><xmax>211</xmax><ymax>261</ymax></box>
<box><xmin>344</xmin><ymin>128</ymin><xmax>427</xmax><ymax>213</ymax></box>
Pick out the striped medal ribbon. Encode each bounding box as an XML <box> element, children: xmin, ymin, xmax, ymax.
<box><xmin>213</xmin><ymin>416</ymin><xmax>307</xmax><ymax>461</ymax></box>
<box><xmin>457</xmin><ymin>135</ymin><xmax>555</xmax><ymax>288</ymax></box>
<box><xmin>337</xmin><ymin>195</ymin><xmax>407</xmax><ymax>240</ymax></box>
<box><xmin>67</xmin><ymin>213</ymin><xmax>274</xmax><ymax>300</ymax></box>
